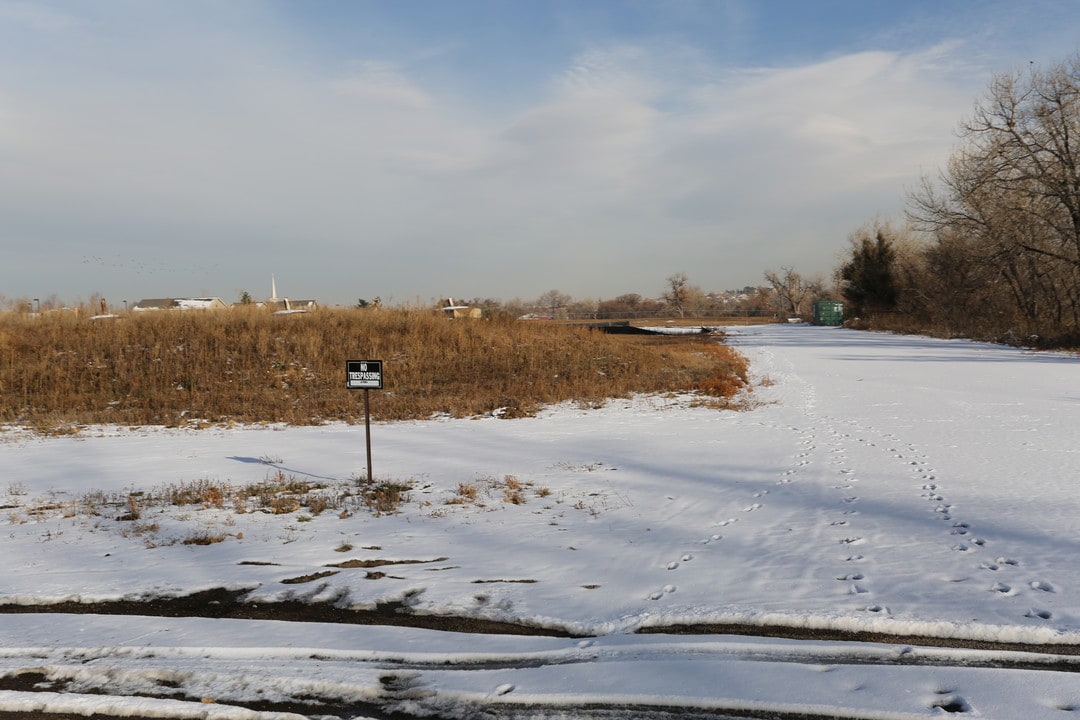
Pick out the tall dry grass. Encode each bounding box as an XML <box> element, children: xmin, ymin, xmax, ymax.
<box><xmin>0</xmin><ymin>308</ymin><xmax>751</xmax><ymax>430</ymax></box>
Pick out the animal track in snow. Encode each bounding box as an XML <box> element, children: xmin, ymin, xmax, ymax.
<box><xmin>929</xmin><ymin>692</ymin><xmax>970</xmax><ymax>714</ymax></box>
<box><xmin>1030</xmin><ymin>580</ymin><xmax>1055</xmax><ymax>592</ymax></box>
<box><xmin>743</xmin><ymin>503</ymin><xmax>762</xmax><ymax>512</ymax></box>
<box><xmin>648</xmin><ymin>584</ymin><xmax>677</xmax><ymax>600</ymax></box>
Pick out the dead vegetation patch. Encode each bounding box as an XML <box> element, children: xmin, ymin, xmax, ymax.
<box><xmin>471</xmin><ymin>579</ymin><xmax>538</xmax><ymax>584</ymax></box>
<box><xmin>280</xmin><ymin>570</ymin><xmax>339</xmax><ymax>584</ymax></box>
<box><xmin>326</xmin><ymin>557</ymin><xmax>449</xmax><ymax>569</ymax></box>
<box><xmin>0</xmin><ymin>587</ymin><xmax>581</xmax><ymax>636</ymax></box>
<box><xmin>0</xmin><ymin>309</ymin><xmax>752</xmax><ymax>430</ymax></box>
<box><xmin>446</xmin><ymin>474</ymin><xmax>549</xmax><ymax>509</ymax></box>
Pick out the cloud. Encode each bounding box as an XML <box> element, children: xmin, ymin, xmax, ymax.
<box><xmin>330</xmin><ymin>61</ymin><xmax>432</xmax><ymax>111</ymax></box>
<box><xmin>648</xmin><ymin>45</ymin><xmax>976</xmax><ymax>214</ymax></box>
<box><xmin>0</xmin><ymin>0</ymin><xmax>83</xmax><ymax>32</ymax></box>
<box><xmin>0</xmin><ymin>4</ymin><xmax>1015</xmax><ymax>303</ymax></box>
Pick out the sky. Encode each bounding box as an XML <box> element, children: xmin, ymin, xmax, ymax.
<box><xmin>5</xmin><ymin>324</ymin><xmax>1080</xmax><ymax>716</ymax></box>
<box><xmin>2</xmin><ymin>0</ymin><xmax>1080</xmax><ymax>308</ymax></box>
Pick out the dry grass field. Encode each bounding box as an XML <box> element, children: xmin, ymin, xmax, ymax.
<box><xmin>0</xmin><ymin>308</ymin><xmax>752</xmax><ymax>432</ymax></box>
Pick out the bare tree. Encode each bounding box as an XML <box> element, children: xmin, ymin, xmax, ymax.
<box><xmin>662</xmin><ymin>272</ymin><xmax>691</xmax><ymax>317</ymax></box>
<box><xmin>764</xmin><ymin>267</ymin><xmax>811</xmax><ymax>318</ymax></box>
<box><xmin>615</xmin><ymin>293</ymin><xmax>642</xmax><ymax>313</ymax></box>
<box><xmin>908</xmin><ymin>53</ymin><xmax>1080</xmax><ymax>339</ymax></box>
<box><xmin>536</xmin><ymin>289</ymin><xmax>572</xmax><ymax>319</ymax></box>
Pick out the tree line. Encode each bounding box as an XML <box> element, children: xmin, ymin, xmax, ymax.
<box><xmin>445</xmin><ymin>279</ymin><xmax>780</xmax><ymax>322</ymax></box>
<box><xmin>817</xmin><ymin>52</ymin><xmax>1080</xmax><ymax>347</ymax></box>
<box><xmin>0</xmin><ymin>281</ymin><xmax>785</xmax><ymax>322</ymax></box>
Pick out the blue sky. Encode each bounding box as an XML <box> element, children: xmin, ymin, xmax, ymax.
<box><xmin>3</xmin><ymin>0</ymin><xmax>1080</xmax><ymax>307</ymax></box>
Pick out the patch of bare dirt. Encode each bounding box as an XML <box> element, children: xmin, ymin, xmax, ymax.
<box><xmin>0</xmin><ymin>587</ymin><xmax>580</xmax><ymax>637</ymax></box>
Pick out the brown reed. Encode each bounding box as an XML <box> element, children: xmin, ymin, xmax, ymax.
<box><xmin>0</xmin><ymin>308</ymin><xmax>751</xmax><ymax>430</ymax></box>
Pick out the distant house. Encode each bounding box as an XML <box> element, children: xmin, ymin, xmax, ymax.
<box><xmin>441</xmin><ymin>298</ymin><xmax>482</xmax><ymax>319</ymax></box>
<box><xmin>132</xmin><ymin>298</ymin><xmax>230</xmax><ymax>312</ymax></box>
<box><xmin>241</xmin><ymin>275</ymin><xmax>320</xmax><ymax>313</ymax></box>
<box><xmin>263</xmin><ymin>298</ymin><xmax>319</xmax><ymax>314</ymax></box>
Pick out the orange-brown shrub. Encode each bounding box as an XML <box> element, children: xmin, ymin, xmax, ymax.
<box><xmin>692</xmin><ymin>344</ymin><xmax>751</xmax><ymax>397</ymax></box>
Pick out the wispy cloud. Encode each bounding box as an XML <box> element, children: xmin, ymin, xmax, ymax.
<box><xmin>331</xmin><ymin>61</ymin><xmax>432</xmax><ymax>110</ymax></box>
<box><xmin>0</xmin><ymin>2</ymin><xmax>1072</xmax><ymax>304</ymax></box>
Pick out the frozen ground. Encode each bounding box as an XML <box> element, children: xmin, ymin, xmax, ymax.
<box><xmin>2</xmin><ymin>323</ymin><xmax>1080</xmax><ymax>718</ymax></box>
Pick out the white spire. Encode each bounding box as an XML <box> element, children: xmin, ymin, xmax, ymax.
<box><xmin>271</xmin><ymin>274</ymin><xmax>277</xmax><ymax>301</ymax></box>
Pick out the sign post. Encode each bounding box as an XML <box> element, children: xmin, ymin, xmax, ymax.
<box><xmin>346</xmin><ymin>360</ymin><xmax>383</xmax><ymax>483</ymax></box>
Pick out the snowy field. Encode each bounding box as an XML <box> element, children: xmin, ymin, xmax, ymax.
<box><xmin>2</xmin><ymin>323</ymin><xmax>1080</xmax><ymax>718</ymax></box>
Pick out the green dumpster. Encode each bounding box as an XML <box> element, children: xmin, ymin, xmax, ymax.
<box><xmin>813</xmin><ymin>301</ymin><xmax>844</xmax><ymax>326</ymax></box>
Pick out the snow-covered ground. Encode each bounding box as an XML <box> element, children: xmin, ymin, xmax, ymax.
<box><xmin>2</xmin><ymin>324</ymin><xmax>1080</xmax><ymax>718</ymax></box>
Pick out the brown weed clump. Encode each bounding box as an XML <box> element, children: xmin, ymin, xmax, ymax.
<box><xmin>0</xmin><ymin>308</ymin><xmax>750</xmax><ymax>429</ymax></box>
